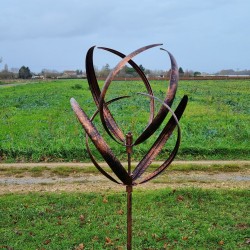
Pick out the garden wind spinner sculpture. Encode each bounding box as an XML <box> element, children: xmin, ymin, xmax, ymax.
<box><xmin>70</xmin><ymin>44</ymin><xmax>188</xmax><ymax>250</ymax></box>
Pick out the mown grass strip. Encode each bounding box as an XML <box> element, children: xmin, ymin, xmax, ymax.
<box><xmin>0</xmin><ymin>163</ymin><xmax>249</xmax><ymax>178</ymax></box>
<box><xmin>0</xmin><ymin>188</ymin><xmax>249</xmax><ymax>249</ymax></box>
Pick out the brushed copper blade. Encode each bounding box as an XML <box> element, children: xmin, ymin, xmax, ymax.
<box><xmin>134</xmin><ymin>49</ymin><xmax>179</xmax><ymax>145</ymax></box>
<box><xmin>85</xmin><ymin>95</ymin><xmax>130</xmax><ymax>184</ymax></box>
<box><xmin>86</xmin><ymin>134</ymin><xmax>121</xmax><ymax>184</ymax></box>
<box><xmin>98</xmin><ymin>46</ymin><xmax>155</xmax><ymax>124</ymax></box>
<box><xmin>70</xmin><ymin>98</ymin><xmax>131</xmax><ymax>185</ymax></box>
<box><xmin>98</xmin><ymin>44</ymin><xmax>162</xmax><ymax>143</ymax></box>
<box><xmin>86</xmin><ymin>46</ymin><xmax>125</xmax><ymax>143</ymax></box>
<box><xmin>86</xmin><ymin>46</ymin><xmax>100</xmax><ymax>105</ymax></box>
<box><xmin>161</xmin><ymin>49</ymin><xmax>179</xmax><ymax>106</ymax></box>
<box><xmin>138</xmin><ymin>97</ymin><xmax>185</xmax><ymax>184</ymax></box>
<box><xmin>132</xmin><ymin>95</ymin><xmax>188</xmax><ymax>181</ymax></box>
<box><xmin>138</xmin><ymin>129</ymin><xmax>180</xmax><ymax>184</ymax></box>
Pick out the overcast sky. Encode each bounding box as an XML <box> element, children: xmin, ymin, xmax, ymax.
<box><xmin>0</xmin><ymin>0</ymin><xmax>249</xmax><ymax>73</ymax></box>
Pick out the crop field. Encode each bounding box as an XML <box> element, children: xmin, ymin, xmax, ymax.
<box><xmin>0</xmin><ymin>79</ymin><xmax>249</xmax><ymax>162</ymax></box>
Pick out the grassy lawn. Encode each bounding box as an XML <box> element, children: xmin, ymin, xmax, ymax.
<box><xmin>0</xmin><ymin>79</ymin><xmax>249</xmax><ymax>162</ymax></box>
<box><xmin>0</xmin><ymin>188</ymin><xmax>249</xmax><ymax>249</ymax></box>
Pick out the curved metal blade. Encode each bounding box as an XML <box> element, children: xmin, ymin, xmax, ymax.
<box><xmin>138</xmin><ymin>130</ymin><xmax>180</xmax><ymax>184</ymax></box>
<box><xmin>85</xmin><ymin>134</ymin><xmax>121</xmax><ymax>184</ymax></box>
<box><xmin>86</xmin><ymin>46</ymin><xmax>125</xmax><ymax>143</ymax></box>
<box><xmin>85</xmin><ymin>95</ymin><xmax>130</xmax><ymax>184</ymax></box>
<box><xmin>132</xmin><ymin>95</ymin><xmax>188</xmax><ymax>181</ymax></box>
<box><xmin>134</xmin><ymin>49</ymin><xmax>179</xmax><ymax>145</ymax></box>
<box><xmin>98</xmin><ymin>46</ymin><xmax>155</xmax><ymax>124</ymax></box>
<box><xmin>98</xmin><ymin>44</ymin><xmax>163</xmax><ymax>144</ymax></box>
<box><xmin>85</xmin><ymin>46</ymin><xmax>100</xmax><ymax>105</ymax></box>
<box><xmin>70</xmin><ymin>98</ymin><xmax>131</xmax><ymax>185</ymax></box>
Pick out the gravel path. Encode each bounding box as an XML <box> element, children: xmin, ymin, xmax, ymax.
<box><xmin>0</xmin><ymin>161</ymin><xmax>249</xmax><ymax>194</ymax></box>
<box><xmin>1</xmin><ymin>160</ymin><xmax>249</xmax><ymax>168</ymax></box>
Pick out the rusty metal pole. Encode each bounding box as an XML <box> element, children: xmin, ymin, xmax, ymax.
<box><xmin>126</xmin><ymin>185</ymin><xmax>132</xmax><ymax>250</ymax></box>
<box><xmin>126</xmin><ymin>132</ymin><xmax>133</xmax><ymax>250</ymax></box>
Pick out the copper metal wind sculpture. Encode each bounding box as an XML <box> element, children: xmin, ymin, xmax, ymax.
<box><xmin>70</xmin><ymin>44</ymin><xmax>188</xmax><ymax>249</ymax></box>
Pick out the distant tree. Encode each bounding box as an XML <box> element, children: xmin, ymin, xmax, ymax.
<box><xmin>18</xmin><ymin>66</ymin><xmax>32</xmax><ymax>79</ymax></box>
<box><xmin>125</xmin><ymin>66</ymin><xmax>136</xmax><ymax>76</ymax></box>
<box><xmin>0</xmin><ymin>71</ymin><xmax>15</xmax><ymax>79</ymax></box>
<box><xmin>76</xmin><ymin>69</ymin><xmax>83</xmax><ymax>75</ymax></box>
<box><xmin>144</xmin><ymin>69</ymin><xmax>151</xmax><ymax>76</ymax></box>
<box><xmin>104</xmin><ymin>63</ymin><xmax>110</xmax><ymax>72</ymax></box>
<box><xmin>194</xmin><ymin>71</ymin><xmax>201</xmax><ymax>77</ymax></box>
<box><xmin>0</xmin><ymin>63</ymin><xmax>15</xmax><ymax>79</ymax></box>
<box><xmin>4</xmin><ymin>64</ymin><xmax>8</xmax><ymax>72</ymax></box>
<box><xmin>99</xmin><ymin>63</ymin><xmax>111</xmax><ymax>77</ymax></box>
<box><xmin>139</xmin><ymin>64</ymin><xmax>145</xmax><ymax>72</ymax></box>
<box><xmin>166</xmin><ymin>69</ymin><xmax>172</xmax><ymax>78</ymax></box>
<box><xmin>0</xmin><ymin>57</ymin><xmax>2</xmax><ymax>71</ymax></box>
<box><xmin>178</xmin><ymin>67</ymin><xmax>184</xmax><ymax>76</ymax></box>
<box><xmin>218</xmin><ymin>69</ymin><xmax>235</xmax><ymax>75</ymax></box>
<box><xmin>40</xmin><ymin>69</ymin><xmax>61</xmax><ymax>78</ymax></box>
<box><xmin>184</xmin><ymin>70</ymin><xmax>194</xmax><ymax>77</ymax></box>
<box><xmin>234</xmin><ymin>69</ymin><xmax>250</xmax><ymax>75</ymax></box>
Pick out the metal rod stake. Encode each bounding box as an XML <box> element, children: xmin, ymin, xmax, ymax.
<box><xmin>126</xmin><ymin>185</ymin><xmax>133</xmax><ymax>250</ymax></box>
<box><xmin>126</xmin><ymin>132</ymin><xmax>133</xmax><ymax>250</ymax></box>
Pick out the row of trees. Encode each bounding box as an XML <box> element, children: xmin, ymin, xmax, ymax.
<box><xmin>0</xmin><ymin>58</ymin><xmax>32</xmax><ymax>79</ymax></box>
<box><xmin>216</xmin><ymin>69</ymin><xmax>250</xmax><ymax>76</ymax></box>
<box><xmin>0</xmin><ymin>57</ymin><xmax>201</xmax><ymax>80</ymax></box>
<box><xmin>0</xmin><ymin>58</ymin><xmax>83</xmax><ymax>79</ymax></box>
<box><xmin>3</xmin><ymin>57</ymin><xmax>247</xmax><ymax>80</ymax></box>
<box><xmin>0</xmin><ymin>64</ymin><xmax>199</xmax><ymax>80</ymax></box>
<box><xmin>97</xmin><ymin>64</ymin><xmax>199</xmax><ymax>78</ymax></box>
<box><xmin>0</xmin><ymin>65</ymin><xmax>32</xmax><ymax>79</ymax></box>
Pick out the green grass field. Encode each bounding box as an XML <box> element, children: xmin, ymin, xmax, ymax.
<box><xmin>0</xmin><ymin>80</ymin><xmax>249</xmax><ymax>249</ymax></box>
<box><xmin>0</xmin><ymin>188</ymin><xmax>249</xmax><ymax>249</ymax></box>
<box><xmin>0</xmin><ymin>79</ymin><xmax>249</xmax><ymax>162</ymax></box>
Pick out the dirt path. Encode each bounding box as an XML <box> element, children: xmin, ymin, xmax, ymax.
<box><xmin>1</xmin><ymin>160</ymin><xmax>249</xmax><ymax>168</ymax></box>
<box><xmin>0</xmin><ymin>161</ymin><xmax>249</xmax><ymax>194</ymax></box>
